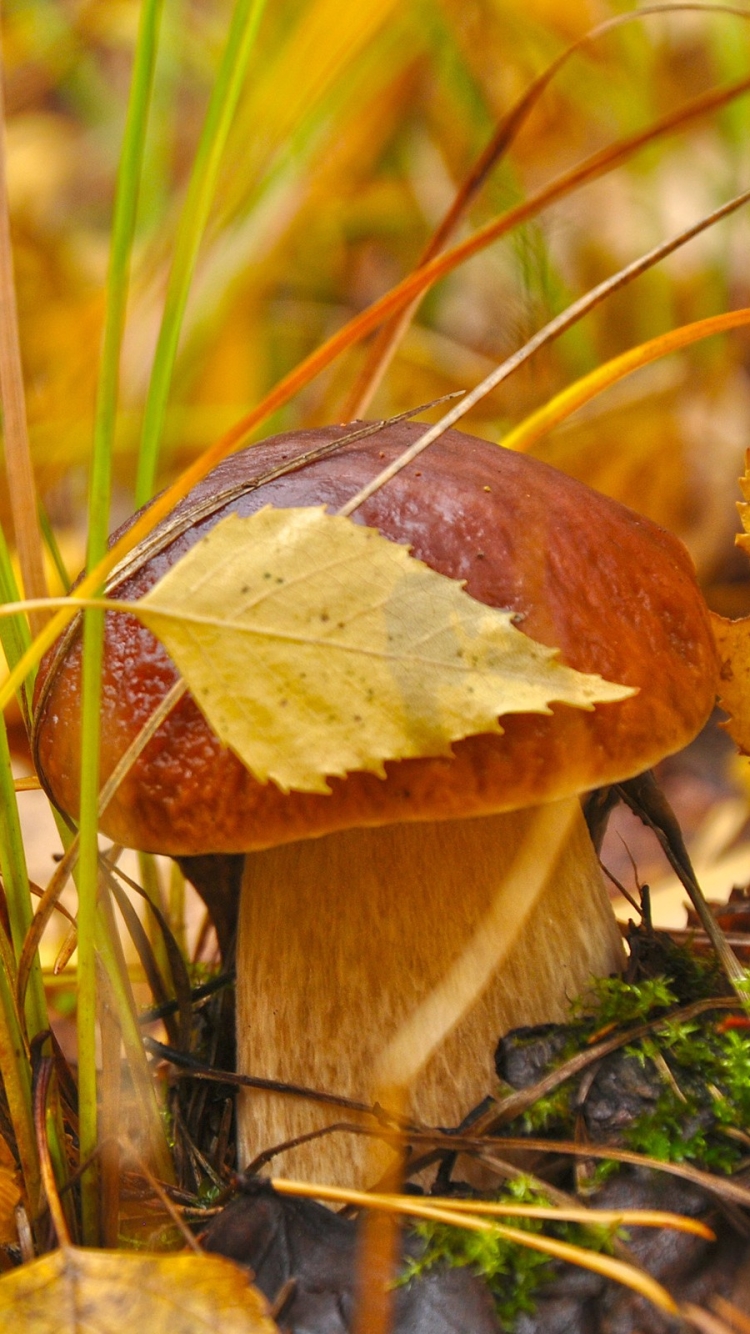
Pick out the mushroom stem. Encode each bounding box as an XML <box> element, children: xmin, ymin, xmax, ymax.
<box><xmin>236</xmin><ymin>799</ymin><xmax>624</xmax><ymax>1187</ymax></box>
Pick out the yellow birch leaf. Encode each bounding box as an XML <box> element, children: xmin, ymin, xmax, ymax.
<box><xmin>715</xmin><ymin>453</ymin><xmax>750</xmax><ymax>751</ymax></box>
<box><xmin>0</xmin><ymin>1245</ymin><xmax>276</xmax><ymax>1333</ymax></box>
<box><xmin>127</xmin><ymin>506</ymin><xmax>633</xmax><ymax>794</ymax></box>
<box><xmin>739</xmin><ymin>449</ymin><xmax>750</xmax><ymax>538</ymax></box>
<box><xmin>712</xmin><ymin>610</ymin><xmax>750</xmax><ymax>754</ymax></box>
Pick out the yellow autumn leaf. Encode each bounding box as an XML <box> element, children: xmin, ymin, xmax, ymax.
<box><xmin>126</xmin><ymin>506</ymin><xmax>633</xmax><ymax>794</ymax></box>
<box><xmin>715</xmin><ymin>454</ymin><xmax>750</xmax><ymax>751</ymax></box>
<box><xmin>712</xmin><ymin>612</ymin><xmax>750</xmax><ymax>754</ymax></box>
<box><xmin>0</xmin><ymin>1245</ymin><xmax>276</xmax><ymax>1333</ymax></box>
<box><xmin>739</xmin><ymin>452</ymin><xmax>750</xmax><ymax>554</ymax></box>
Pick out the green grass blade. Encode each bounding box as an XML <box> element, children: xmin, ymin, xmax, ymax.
<box><xmin>0</xmin><ymin>947</ymin><xmax>39</xmax><ymax>1218</ymax></box>
<box><xmin>95</xmin><ymin>892</ymin><xmax>175</xmax><ymax>1186</ymax></box>
<box><xmin>38</xmin><ymin>505</ymin><xmax>71</xmax><ymax>595</ymax></box>
<box><xmin>78</xmin><ymin>0</ymin><xmax>165</xmax><ymax>1245</ymax></box>
<box><xmin>0</xmin><ymin>716</ymin><xmax>48</xmax><ymax>1043</ymax></box>
<box><xmin>86</xmin><ymin>1</ymin><xmax>165</xmax><ymax>569</ymax></box>
<box><xmin>0</xmin><ymin>523</ymin><xmax>32</xmax><ymax>719</ymax></box>
<box><xmin>134</xmin><ymin>0</ymin><xmax>269</xmax><ymax>506</ymax></box>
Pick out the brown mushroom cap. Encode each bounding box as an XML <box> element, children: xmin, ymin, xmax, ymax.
<box><xmin>32</xmin><ymin>420</ymin><xmax>718</xmax><ymax>854</ymax></box>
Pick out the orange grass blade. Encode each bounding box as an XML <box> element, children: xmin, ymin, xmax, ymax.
<box><xmin>5</xmin><ymin>75</ymin><xmax>750</xmax><ymax>713</ymax></box>
<box><xmin>342</xmin><ymin>2</ymin><xmax>750</xmax><ymax>420</ymax></box>
<box><xmin>501</xmin><ymin>308</ymin><xmax>750</xmax><ymax>454</ymax></box>
<box><xmin>272</xmin><ymin>1178</ymin><xmax>714</xmax><ymax>1237</ymax></box>
<box><xmin>338</xmin><ymin>189</ymin><xmax>750</xmax><ymax>518</ymax></box>
<box><xmin>272</xmin><ymin>1179</ymin><xmax>681</xmax><ymax>1316</ymax></box>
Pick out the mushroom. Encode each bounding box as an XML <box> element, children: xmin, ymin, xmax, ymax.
<box><xmin>32</xmin><ymin>420</ymin><xmax>718</xmax><ymax>1187</ymax></box>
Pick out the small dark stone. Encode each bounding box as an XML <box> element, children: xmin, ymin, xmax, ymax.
<box><xmin>495</xmin><ymin>1024</ymin><xmax>572</xmax><ymax>1088</ymax></box>
<box><xmin>201</xmin><ymin>1179</ymin><xmax>501</xmax><ymax>1334</ymax></box>
<box><xmin>582</xmin><ymin>1052</ymin><xmax>662</xmax><ymax>1139</ymax></box>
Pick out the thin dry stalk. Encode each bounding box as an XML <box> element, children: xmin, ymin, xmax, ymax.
<box><xmin>684</xmin><ymin>1304</ymin><xmax>740</xmax><ymax>1334</ymax></box>
<box><xmin>99</xmin><ymin>992</ymin><xmax>123</xmax><ymax>1248</ymax></box>
<box><xmin>272</xmin><ymin>1178</ymin><xmax>681</xmax><ymax>1316</ymax></box>
<box><xmin>342</xmin><ymin>2</ymin><xmax>750</xmax><ymax>420</ymax></box>
<box><xmin>271</xmin><ymin>1180</ymin><xmax>714</xmax><ymax>1238</ymax></box>
<box><xmin>5</xmin><ymin>69</ymin><xmax>750</xmax><ymax>719</ymax></box>
<box><xmin>121</xmin><ymin>1137</ymin><xmax>202</xmax><ymax>1253</ymax></box>
<box><xmin>0</xmin><ymin>7</ymin><xmax>47</xmax><ymax>637</ymax></box>
<box><xmin>713</xmin><ymin>1299</ymin><xmax>750</xmax><ymax>1333</ymax></box>
<box><xmin>338</xmin><ymin>187</ymin><xmax>750</xmax><ymax>520</ymax></box>
<box><xmin>32</xmin><ymin>1058</ymin><xmax>70</xmax><ymax>1248</ymax></box>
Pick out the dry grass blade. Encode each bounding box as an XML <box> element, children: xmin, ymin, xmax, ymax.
<box><xmin>684</xmin><ymin>1304</ymin><xmax>741</xmax><ymax>1334</ymax></box>
<box><xmin>105</xmin><ymin>875</ymin><xmax>179</xmax><ymax>1047</ymax></box>
<box><xmin>32</xmin><ymin>1058</ymin><xmax>70</xmax><ymax>1247</ymax></box>
<box><xmin>4</xmin><ymin>72</ymin><xmax>750</xmax><ymax>714</ymax></box>
<box><xmin>106</xmin><ymin>858</ymin><xmax>193</xmax><ymax>1051</ymax></box>
<box><xmin>339</xmin><ymin>186</ymin><xmax>750</xmax><ymax>517</ymax></box>
<box><xmin>472</xmin><ymin>1138</ymin><xmax>750</xmax><ymax>1211</ymax></box>
<box><xmin>17</xmin><ymin>842</ymin><xmax>79</xmax><ymax>1023</ymax></box>
<box><xmin>340</xmin><ymin>27</ymin><xmax>583</xmax><ymax>419</ymax></box>
<box><xmin>469</xmin><ymin>996</ymin><xmax>741</xmax><ymax>1135</ymax></box>
<box><xmin>342</xmin><ymin>1</ymin><xmax>750</xmax><ymax>420</ymax></box>
<box><xmin>94</xmin><ymin>680</ymin><xmax>187</xmax><ymax>819</ymax></box>
<box><xmin>99</xmin><ymin>1000</ymin><xmax>122</xmax><ymax>1249</ymax></box>
<box><xmin>120</xmin><ymin>1137</ymin><xmax>202</xmax><ymax>1253</ymax></box>
<box><xmin>17</xmin><ymin>677</ymin><xmax>188</xmax><ymax>1019</ymax></box>
<box><xmin>270</xmin><ymin>1179</ymin><xmax>714</xmax><ymax>1238</ymax></box>
<box><xmin>0</xmin><ymin>5</ymin><xmax>47</xmax><ymax>639</ymax></box>
<box><xmin>713</xmin><ymin>1299</ymin><xmax>750</xmax><ymax>1333</ymax></box>
<box><xmin>271</xmin><ymin>1179</ymin><xmax>681</xmax><ymax>1316</ymax></box>
<box><xmin>501</xmin><ymin>308</ymin><xmax>750</xmax><ymax>454</ymax></box>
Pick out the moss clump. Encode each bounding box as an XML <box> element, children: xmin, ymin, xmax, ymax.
<box><xmin>400</xmin><ymin>1177</ymin><xmax>615</xmax><ymax>1330</ymax></box>
<box><xmin>498</xmin><ymin>944</ymin><xmax>750</xmax><ymax>1175</ymax></box>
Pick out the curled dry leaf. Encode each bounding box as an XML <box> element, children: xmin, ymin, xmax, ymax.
<box><xmin>0</xmin><ymin>1245</ymin><xmax>277</xmax><ymax>1333</ymax></box>
<box><xmin>123</xmin><ymin>506</ymin><xmax>633</xmax><ymax>794</ymax></box>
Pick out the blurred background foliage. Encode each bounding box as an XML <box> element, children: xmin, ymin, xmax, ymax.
<box><xmin>4</xmin><ymin>0</ymin><xmax>750</xmax><ymax>617</ymax></box>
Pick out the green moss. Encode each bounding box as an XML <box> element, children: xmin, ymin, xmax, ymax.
<box><xmin>574</xmin><ymin>975</ymin><xmax>679</xmax><ymax>1027</ymax></box>
<box><xmin>408</xmin><ymin>962</ymin><xmax>750</xmax><ymax>1329</ymax></box>
<box><xmin>400</xmin><ymin>1177</ymin><xmax>615</xmax><ymax>1330</ymax></box>
<box><xmin>618</xmin><ymin>1011</ymin><xmax>750</xmax><ymax>1173</ymax></box>
<box><xmin>505</xmin><ymin>965</ymin><xmax>750</xmax><ymax>1175</ymax></box>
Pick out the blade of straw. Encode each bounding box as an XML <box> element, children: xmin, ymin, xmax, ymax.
<box><xmin>0</xmin><ymin>4</ymin><xmax>47</xmax><ymax>637</ymax></box>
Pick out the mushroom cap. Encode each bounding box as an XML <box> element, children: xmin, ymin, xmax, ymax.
<box><xmin>32</xmin><ymin>421</ymin><xmax>718</xmax><ymax>854</ymax></box>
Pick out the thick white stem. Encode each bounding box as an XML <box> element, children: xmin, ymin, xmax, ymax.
<box><xmin>236</xmin><ymin>800</ymin><xmax>623</xmax><ymax>1187</ymax></box>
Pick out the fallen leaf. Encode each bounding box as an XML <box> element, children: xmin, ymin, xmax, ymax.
<box><xmin>712</xmin><ymin>610</ymin><xmax>750</xmax><ymax>753</ymax></box>
<box><xmin>738</xmin><ymin>449</ymin><xmax>750</xmax><ymax>539</ymax></box>
<box><xmin>715</xmin><ymin>455</ymin><xmax>750</xmax><ymax>751</ymax></box>
<box><xmin>127</xmin><ymin>506</ymin><xmax>633</xmax><ymax>793</ymax></box>
<box><xmin>0</xmin><ymin>1245</ymin><xmax>277</xmax><ymax>1333</ymax></box>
